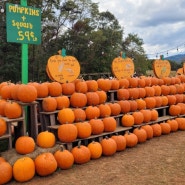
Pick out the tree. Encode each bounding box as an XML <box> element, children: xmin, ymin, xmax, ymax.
<box><xmin>122</xmin><ymin>33</ymin><xmax>149</xmax><ymax>75</ymax></box>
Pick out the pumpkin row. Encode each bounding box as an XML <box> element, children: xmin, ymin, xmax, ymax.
<box><xmin>1</xmin><ymin>117</ymin><xmax>185</xmax><ymax>184</ymax></box>
<box><xmin>0</xmin><ymin>74</ymin><xmax>185</xmax><ymax>103</ymax></box>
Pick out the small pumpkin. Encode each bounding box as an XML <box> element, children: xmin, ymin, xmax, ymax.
<box><xmin>111</xmin><ymin>134</ymin><xmax>127</xmax><ymax>152</ymax></box>
<box><xmin>100</xmin><ymin>137</ymin><xmax>117</xmax><ymax>156</ymax></box>
<box><xmin>85</xmin><ymin>106</ymin><xmax>100</xmax><ymax>120</ymax></box>
<box><xmin>42</xmin><ymin>96</ymin><xmax>57</xmax><ymax>112</ymax></box>
<box><xmin>70</xmin><ymin>92</ymin><xmax>87</xmax><ymax>108</ymax></box>
<box><xmin>88</xmin><ymin>141</ymin><xmax>102</xmax><ymax>159</ymax></box>
<box><xmin>89</xmin><ymin>119</ymin><xmax>104</xmax><ymax>135</ymax></box>
<box><xmin>160</xmin><ymin>122</ymin><xmax>171</xmax><ymax>135</ymax></box>
<box><xmin>141</xmin><ymin>125</ymin><xmax>154</xmax><ymax>140</ymax></box>
<box><xmin>75</xmin><ymin>121</ymin><xmax>92</xmax><ymax>139</ymax></box>
<box><xmin>151</xmin><ymin>123</ymin><xmax>162</xmax><ymax>137</ymax></box>
<box><xmin>54</xmin><ymin>145</ymin><xmax>74</xmax><ymax>169</ymax></box>
<box><xmin>121</xmin><ymin>114</ymin><xmax>134</xmax><ymax>127</ymax></box>
<box><xmin>167</xmin><ymin>119</ymin><xmax>178</xmax><ymax>132</ymax></box>
<box><xmin>103</xmin><ymin>117</ymin><xmax>117</xmax><ymax>132</ymax></box>
<box><xmin>36</xmin><ymin>131</ymin><xmax>56</xmax><ymax>148</ymax></box>
<box><xmin>133</xmin><ymin>127</ymin><xmax>147</xmax><ymax>143</ymax></box>
<box><xmin>57</xmin><ymin>108</ymin><xmax>75</xmax><ymax>124</ymax></box>
<box><xmin>55</xmin><ymin>95</ymin><xmax>70</xmax><ymax>109</ymax></box>
<box><xmin>124</xmin><ymin>131</ymin><xmax>138</xmax><ymax>148</ymax></box>
<box><xmin>15</xmin><ymin>136</ymin><xmax>35</xmax><ymax>154</ymax></box>
<box><xmin>98</xmin><ymin>104</ymin><xmax>111</xmax><ymax>118</ymax></box>
<box><xmin>71</xmin><ymin>141</ymin><xmax>91</xmax><ymax>164</ymax></box>
<box><xmin>48</xmin><ymin>81</ymin><xmax>62</xmax><ymax>97</ymax></box>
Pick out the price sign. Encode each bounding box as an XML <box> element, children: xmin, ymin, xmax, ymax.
<box><xmin>6</xmin><ymin>3</ymin><xmax>41</xmax><ymax>44</ymax></box>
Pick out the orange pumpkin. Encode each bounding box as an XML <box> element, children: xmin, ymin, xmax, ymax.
<box><xmin>34</xmin><ymin>152</ymin><xmax>57</xmax><ymax>176</ymax></box>
<box><xmin>55</xmin><ymin>95</ymin><xmax>70</xmax><ymax>109</ymax></box>
<box><xmin>54</xmin><ymin>146</ymin><xmax>74</xmax><ymax>169</ymax></box>
<box><xmin>85</xmin><ymin>106</ymin><xmax>100</xmax><ymax>120</ymax></box>
<box><xmin>108</xmin><ymin>102</ymin><xmax>121</xmax><ymax>116</ymax></box>
<box><xmin>117</xmin><ymin>89</ymin><xmax>130</xmax><ymax>100</ymax></box>
<box><xmin>121</xmin><ymin>114</ymin><xmax>134</xmax><ymax>127</ymax></box>
<box><xmin>124</xmin><ymin>131</ymin><xmax>138</xmax><ymax>148</ymax></box>
<box><xmin>111</xmin><ymin>134</ymin><xmax>127</xmax><ymax>152</ymax></box>
<box><xmin>141</xmin><ymin>125</ymin><xmax>154</xmax><ymax>139</ymax></box>
<box><xmin>98</xmin><ymin>104</ymin><xmax>111</xmax><ymax>118</ymax></box>
<box><xmin>167</xmin><ymin>119</ymin><xmax>178</xmax><ymax>132</ymax></box>
<box><xmin>58</xmin><ymin>124</ymin><xmax>78</xmax><ymax>143</ymax></box>
<box><xmin>62</xmin><ymin>82</ymin><xmax>75</xmax><ymax>95</ymax></box>
<box><xmin>169</xmin><ymin>105</ymin><xmax>181</xmax><ymax>116</ymax></box>
<box><xmin>88</xmin><ymin>141</ymin><xmax>102</xmax><ymax>159</ymax></box>
<box><xmin>103</xmin><ymin>117</ymin><xmax>117</xmax><ymax>132</ymax></box>
<box><xmin>36</xmin><ymin>131</ymin><xmax>56</xmax><ymax>148</ymax></box>
<box><xmin>36</xmin><ymin>82</ymin><xmax>49</xmax><ymax>98</ymax></box>
<box><xmin>132</xmin><ymin>111</ymin><xmax>144</xmax><ymax>125</ymax></box>
<box><xmin>70</xmin><ymin>92</ymin><xmax>87</xmax><ymax>108</ymax></box>
<box><xmin>73</xmin><ymin>108</ymin><xmax>86</xmax><ymax>122</ymax></box>
<box><xmin>151</xmin><ymin>123</ymin><xmax>162</xmax><ymax>137</ymax></box>
<box><xmin>160</xmin><ymin>122</ymin><xmax>171</xmax><ymax>134</ymax></box>
<box><xmin>86</xmin><ymin>80</ymin><xmax>98</xmax><ymax>92</ymax></box>
<box><xmin>15</xmin><ymin>136</ymin><xmax>35</xmax><ymax>154</ymax></box>
<box><xmin>42</xmin><ymin>96</ymin><xmax>57</xmax><ymax>112</ymax></box>
<box><xmin>57</xmin><ymin>108</ymin><xmax>75</xmax><ymax>124</ymax></box>
<box><xmin>86</xmin><ymin>91</ymin><xmax>100</xmax><ymax>106</ymax></box>
<box><xmin>0</xmin><ymin>118</ymin><xmax>7</xmax><ymax>137</ymax></box>
<box><xmin>4</xmin><ymin>101</ymin><xmax>22</xmax><ymax>119</ymax></box>
<box><xmin>100</xmin><ymin>137</ymin><xmax>117</xmax><ymax>156</ymax></box>
<box><xmin>96</xmin><ymin>90</ymin><xmax>107</xmax><ymax>104</ymax></box>
<box><xmin>118</xmin><ymin>100</ymin><xmax>131</xmax><ymax>114</ymax></box>
<box><xmin>17</xmin><ymin>84</ymin><xmax>37</xmax><ymax>103</ymax></box>
<box><xmin>71</xmin><ymin>141</ymin><xmax>91</xmax><ymax>164</ymax></box>
<box><xmin>13</xmin><ymin>157</ymin><xmax>35</xmax><ymax>182</ymax></box>
<box><xmin>89</xmin><ymin>119</ymin><xmax>104</xmax><ymax>135</ymax></box>
<box><xmin>75</xmin><ymin>121</ymin><xmax>92</xmax><ymax>139</ymax></box>
<box><xmin>75</xmin><ymin>80</ymin><xmax>88</xmax><ymax>93</ymax></box>
<box><xmin>0</xmin><ymin>160</ymin><xmax>13</xmax><ymax>185</ymax></box>
<box><xmin>133</xmin><ymin>127</ymin><xmax>147</xmax><ymax>143</ymax></box>
<box><xmin>97</xmin><ymin>78</ymin><xmax>112</xmax><ymax>92</ymax></box>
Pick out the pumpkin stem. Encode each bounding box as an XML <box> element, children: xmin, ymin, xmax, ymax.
<box><xmin>77</xmin><ymin>140</ymin><xmax>81</xmax><ymax>148</ymax></box>
<box><xmin>59</xmin><ymin>145</ymin><xmax>65</xmax><ymax>151</ymax></box>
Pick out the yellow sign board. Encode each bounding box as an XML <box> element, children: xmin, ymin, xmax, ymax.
<box><xmin>112</xmin><ymin>57</ymin><xmax>134</xmax><ymax>79</ymax></box>
<box><xmin>47</xmin><ymin>55</ymin><xmax>80</xmax><ymax>83</ymax></box>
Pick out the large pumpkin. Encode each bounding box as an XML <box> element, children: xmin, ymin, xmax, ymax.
<box><xmin>100</xmin><ymin>137</ymin><xmax>117</xmax><ymax>156</ymax></box>
<box><xmin>13</xmin><ymin>157</ymin><xmax>35</xmax><ymax>182</ymax></box>
<box><xmin>0</xmin><ymin>160</ymin><xmax>13</xmax><ymax>185</ymax></box>
<box><xmin>17</xmin><ymin>84</ymin><xmax>37</xmax><ymax>103</ymax></box>
<box><xmin>58</xmin><ymin>123</ymin><xmax>78</xmax><ymax>143</ymax></box>
<box><xmin>34</xmin><ymin>152</ymin><xmax>57</xmax><ymax>176</ymax></box>
<box><xmin>4</xmin><ymin>101</ymin><xmax>22</xmax><ymax>119</ymax></box>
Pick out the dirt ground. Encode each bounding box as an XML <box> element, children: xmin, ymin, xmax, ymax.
<box><xmin>7</xmin><ymin>130</ymin><xmax>185</xmax><ymax>185</ymax></box>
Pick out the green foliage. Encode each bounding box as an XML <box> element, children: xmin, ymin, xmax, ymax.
<box><xmin>0</xmin><ymin>0</ymin><xmax>156</xmax><ymax>82</ymax></box>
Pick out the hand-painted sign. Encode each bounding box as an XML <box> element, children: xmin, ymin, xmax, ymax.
<box><xmin>6</xmin><ymin>3</ymin><xmax>41</xmax><ymax>44</ymax></box>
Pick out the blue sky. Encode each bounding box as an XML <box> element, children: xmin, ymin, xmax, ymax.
<box><xmin>93</xmin><ymin>0</ymin><xmax>185</xmax><ymax>59</ymax></box>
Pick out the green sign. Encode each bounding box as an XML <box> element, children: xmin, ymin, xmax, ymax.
<box><xmin>6</xmin><ymin>3</ymin><xmax>41</xmax><ymax>44</ymax></box>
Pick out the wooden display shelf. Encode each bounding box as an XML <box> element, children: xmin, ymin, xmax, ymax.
<box><xmin>0</xmin><ymin>116</ymin><xmax>26</xmax><ymax>149</ymax></box>
<box><xmin>49</xmin><ymin>125</ymin><xmax>132</xmax><ymax>150</ymax></box>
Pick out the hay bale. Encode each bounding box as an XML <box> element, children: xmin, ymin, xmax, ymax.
<box><xmin>1</xmin><ymin>144</ymin><xmax>61</xmax><ymax>165</ymax></box>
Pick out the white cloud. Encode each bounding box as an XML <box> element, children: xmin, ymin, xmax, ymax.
<box><xmin>93</xmin><ymin>0</ymin><xmax>185</xmax><ymax>59</ymax></box>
